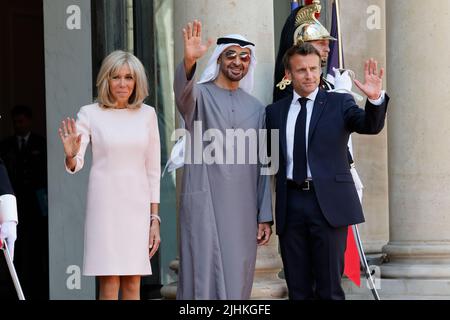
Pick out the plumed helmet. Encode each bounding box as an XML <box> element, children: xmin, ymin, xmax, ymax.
<box><xmin>293</xmin><ymin>0</ymin><xmax>336</xmax><ymax>44</ymax></box>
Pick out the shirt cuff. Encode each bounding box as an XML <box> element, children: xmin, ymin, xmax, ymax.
<box><xmin>368</xmin><ymin>90</ymin><xmax>386</xmax><ymax>106</ymax></box>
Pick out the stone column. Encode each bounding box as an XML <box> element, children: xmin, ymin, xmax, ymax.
<box><xmin>161</xmin><ymin>0</ymin><xmax>286</xmax><ymax>299</ymax></box>
<box><xmin>339</xmin><ymin>0</ymin><xmax>389</xmax><ymax>255</ymax></box>
<box><xmin>380</xmin><ymin>0</ymin><xmax>450</xmax><ymax>299</ymax></box>
<box><xmin>44</xmin><ymin>0</ymin><xmax>96</xmax><ymax>299</ymax></box>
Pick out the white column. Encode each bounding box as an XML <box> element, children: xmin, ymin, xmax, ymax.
<box><xmin>378</xmin><ymin>0</ymin><xmax>450</xmax><ymax>299</ymax></box>
<box><xmin>382</xmin><ymin>0</ymin><xmax>450</xmax><ymax>273</ymax></box>
<box><xmin>342</xmin><ymin>0</ymin><xmax>450</xmax><ymax>300</ymax></box>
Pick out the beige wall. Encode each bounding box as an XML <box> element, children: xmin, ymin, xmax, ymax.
<box><xmin>386</xmin><ymin>0</ymin><xmax>450</xmax><ymax>242</ymax></box>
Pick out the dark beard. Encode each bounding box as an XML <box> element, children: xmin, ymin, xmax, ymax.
<box><xmin>220</xmin><ymin>62</ymin><xmax>249</xmax><ymax>82</ymax></box>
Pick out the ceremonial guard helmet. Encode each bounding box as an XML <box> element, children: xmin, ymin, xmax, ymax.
<box><xmin>293</xmin><ymin>0</ymin><xmax>336</xmax><ymax>44</ymax></box>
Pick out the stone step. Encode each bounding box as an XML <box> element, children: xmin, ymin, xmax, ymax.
<box><xmin>343</xmin><ymin>278</ymin><xmax>450</xmax><ymax>300</ymax></box>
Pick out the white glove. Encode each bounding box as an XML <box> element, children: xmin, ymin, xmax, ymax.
<box><xmin>330</xmin><ymin>67</ymin><xmax>364</xmax><ymax>102</ymax></box>
<box><xmin>0</xmin><ymin>194</ymin><xmax>18</xmax><ymax>223</ymax></box>
<box><xmin>333</xmin><ymin>67</ymin><xmax>353</xmax><ymax>91</ymax></box>
<box><xmin>0</xmin><ymin>221</ymin><xmax>17</xmax><ymax>260</ymax></box>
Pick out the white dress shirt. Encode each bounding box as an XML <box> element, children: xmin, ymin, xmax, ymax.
<box><xmin>16</xmin><ymin>132</ymin><xmax>31</xmax><ymax>151</ymax></box>
<box><xmin>286</xmin><ymin>88</ymin><xmax>318</xmax><ymax>180</ymax></box>
<box><xmin>286</xmin><ymin>89</ymin><xmax>385</xmax><ymax>180</ymax></box>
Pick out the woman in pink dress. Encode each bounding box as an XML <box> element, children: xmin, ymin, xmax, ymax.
<box><xmin>58</xmin><ymin>51</ymin><xmax>161</xmax><ymax>300</ymax></box>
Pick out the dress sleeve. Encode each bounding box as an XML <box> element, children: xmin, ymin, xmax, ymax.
<box><xmin>146</xmin><ymin>107</ymin><xmax>161</xmax><ymax>203</ymax></box>
<box><xmin>257</xmin><ymin>110</ymin><xmax>273</xmax><ymax>224</ymax></box>
<box><xmin>65</xmin><ymin>106</ymin><xmax>91</xmax><ymax>174</ymax></box>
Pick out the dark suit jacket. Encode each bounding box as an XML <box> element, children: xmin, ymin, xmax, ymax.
<box><xmin>266</xmin><ymin>89</ymin><xmax>389</xmax><ymax>234</ymax></box>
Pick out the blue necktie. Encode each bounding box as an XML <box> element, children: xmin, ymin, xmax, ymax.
<box><xmin>293</xmin><ymin>97</ymin><xmax>309</xmax><ymax>184</ymax></box>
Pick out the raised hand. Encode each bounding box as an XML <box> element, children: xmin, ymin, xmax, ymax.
<box><xmin>58</xmin><ymin>117</ymin><xmax>81</xmax><ymax>159</ymax></box>
<box><xmin>354</xmin><ymin>58</ymin><xmax>384</xmax><ymax>100</ymax></box>
<box><xmin>183</xmin><ymin>20</ymin><xmax>213</xmax><ymax>72</ymax></box>
<box><xmin>257</xmin><ymin>222</ymin><xmax>272</xmax><ymax>246</ymax></box>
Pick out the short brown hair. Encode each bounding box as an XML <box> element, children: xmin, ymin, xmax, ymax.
<box><xmin>96</xmin><ymin>50</ymin><xmax>149</xmax><ymax>109</ymax></box>
<box><xmin>282</xmin><ymin>43</ymin><xmax>322</xmax><ymax>70</ymax></box>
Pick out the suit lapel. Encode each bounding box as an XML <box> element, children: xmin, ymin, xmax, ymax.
<box><xmin>279</xmin><ymin>96</ymin><xmax>292</xmax><ymax>162</ymax></box>
<box><xmin>308</xmin><ymin>89</ymin><xmax>327</xmax><ymax>143</ymax></box>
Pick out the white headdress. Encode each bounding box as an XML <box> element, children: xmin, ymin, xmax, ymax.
<box><xmin>198</xmin><ymin>34</ymin><xmax>257</xmax><ymax>93</ymax></box>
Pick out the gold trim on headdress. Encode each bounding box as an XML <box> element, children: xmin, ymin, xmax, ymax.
<box><xmin>276</xmin><ymin>76</ymin><xmax>292</xmax><ymax>91</ymax></box>
<box><xmin>276</xmin><ymin>0</ymin><xmax>336</xmax><ymax>92</ymax></box>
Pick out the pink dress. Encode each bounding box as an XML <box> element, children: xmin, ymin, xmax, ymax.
<box><xmin>66</xmin><ymin>103</ymin><xmax>160</xmax><ymax>276</ymax></box>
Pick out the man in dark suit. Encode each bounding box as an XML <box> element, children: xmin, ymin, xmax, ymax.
<box><xmin>266</xmin><ymin>43</ymin><xmax>388</xmax><ymax>300</ymax></box>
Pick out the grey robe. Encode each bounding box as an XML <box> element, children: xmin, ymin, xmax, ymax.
<box><xmin>174</xmin><ymin>62</ymin><xmax>272</xmax><ymax>299</ymax></box>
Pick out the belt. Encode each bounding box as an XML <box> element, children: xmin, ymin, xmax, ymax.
<box><xmin>287</xmin><ymin>179</ymin><xmax>314</xmax><ymax>191</ymax></box>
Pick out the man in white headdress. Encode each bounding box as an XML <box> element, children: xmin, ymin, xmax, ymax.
<box><xmin>173</xmin><ymin>20</ymin><xmax>273</xmax><ymax>299</ymax></box>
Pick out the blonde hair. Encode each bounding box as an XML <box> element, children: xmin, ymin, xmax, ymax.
<box><xmin>96</xmin><ymin>50</ymin><xmax>149</xmax><ymax>109</ymax></box>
